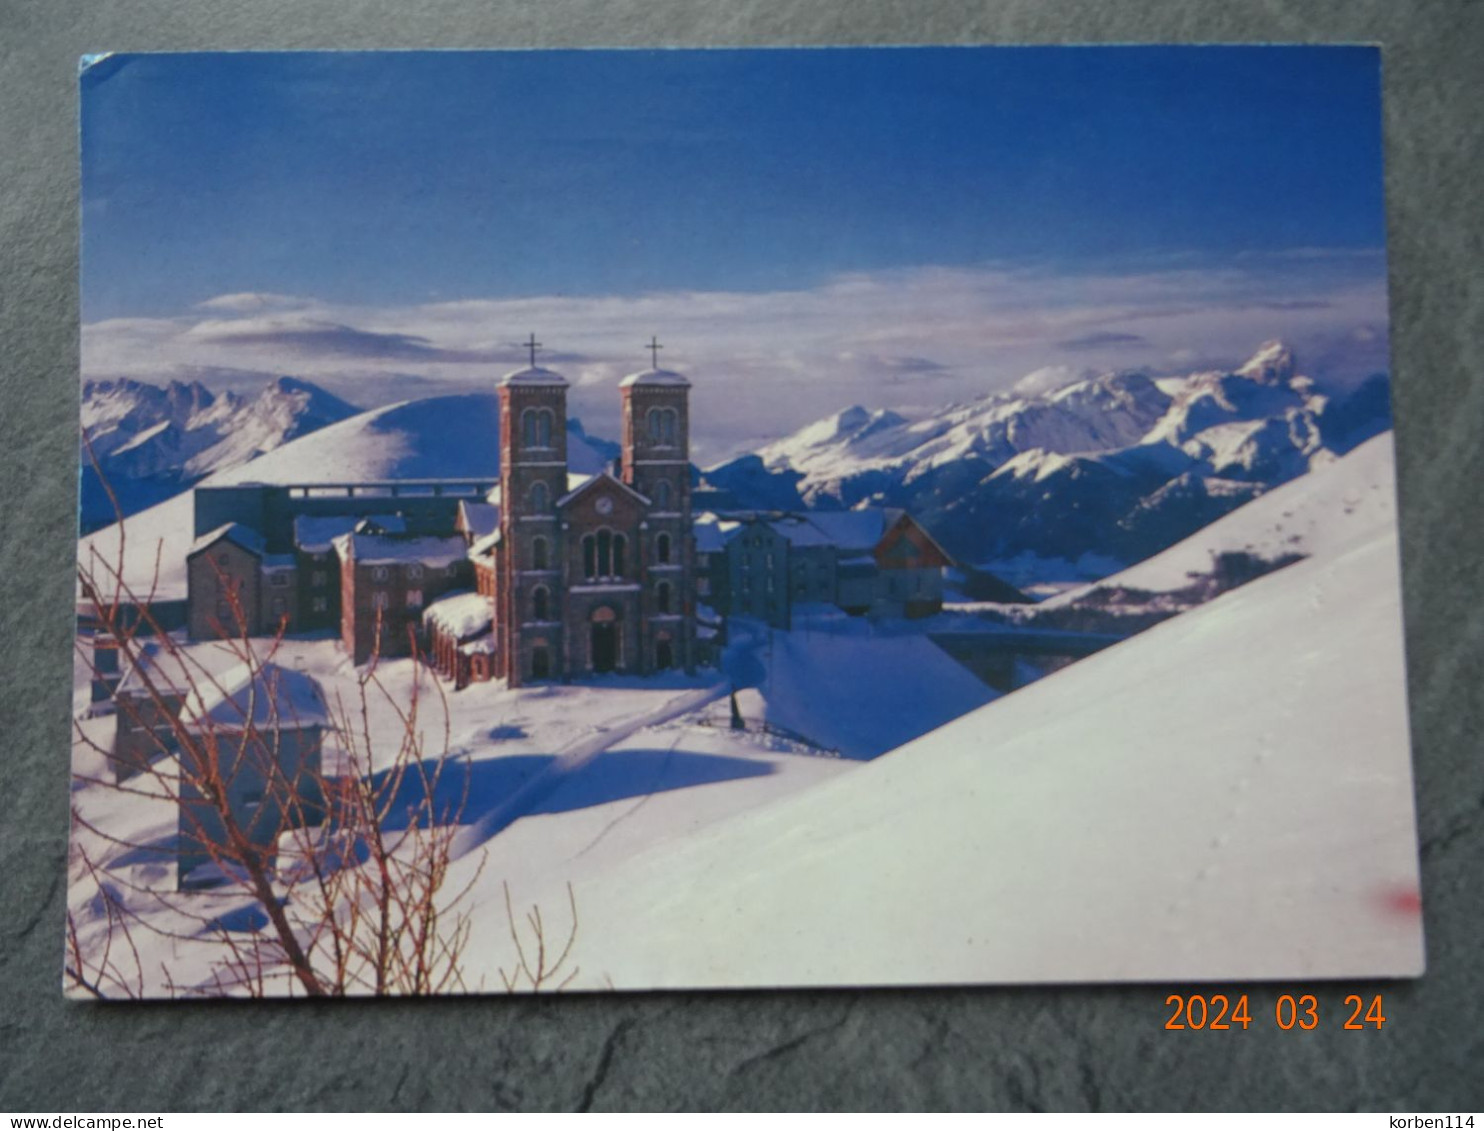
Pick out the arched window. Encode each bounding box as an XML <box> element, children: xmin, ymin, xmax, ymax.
<box><xmin>583</xmin><ymin>529</ymin><xmax>625</xmax><ymax>580</ymax></box>
<box><xmin>653</xmin><ymin>480</ymin><xmax>672</xmax><ymax>510</ymax></box>
<box><xmin>656</xmin><ymin>581</ymin><xmax>672</xmax><ymax>615</ymax></box>
<box><xmin>532</xmin><ymin>586</ymin><xmax>549</xmax><ymax>621</ymax></box>
<box><xmin>646</xmin><ymin>406</ymin><xmax>677</xmax><ymax>447</ymax></box>
<box><xmin>522</xmin><ymin>407</ymin><xmax>553</xmax><ymax>448</ymax></box>
<box><xmin>528</xmin><ymin>480</ymin><xmax>550</xmax><ymax>514</ymax></box>
<box><xmin>532</xmin><ymin>536</ymin><xmax>548</xmax><ymax>570</ymax></box>
<box><xmin>656</xmin><ymin>532</ymin><xmax>671</xmax><ymax>564</ymax></box>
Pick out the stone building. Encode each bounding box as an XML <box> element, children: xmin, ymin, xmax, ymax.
<box><xmin>335</xmin><ymin>531</ymin><xmax>469</xmax><ymax>665</ymax></box>
<box><xmin>186</xmin><ymin>523</ymin><xmax>269</xmax><ymax>639</ymax></box>
<box><xmin>487</xmin><ymin>358</ymin><xmax>698</xmax><ymax>686</ymax></box>
<box><xmin>177</xmin><ymin>347</ymin><xmax>701</xmax><ymax>686</ymax></box>
<box><xmin>699</xmin><ymin>506</ymin><xmax>956</xmax><ymax>627</ymax></box>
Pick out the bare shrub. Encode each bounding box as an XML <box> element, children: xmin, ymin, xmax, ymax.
<box><xmin>68</xmin><ymin>445</ymin><xmax>484</xmax><ymax>998</ymax></box>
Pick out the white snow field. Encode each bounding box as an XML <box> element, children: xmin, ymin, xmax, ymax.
<box><xmin>1041</xmin><ymin>431</ymin><xmax>1397</xmax><ymax>607</ymax></box>
<box><xmin>485</xmin><ymin>516</ymin><xmax>1422</xmax><ymax>988</ymax></box>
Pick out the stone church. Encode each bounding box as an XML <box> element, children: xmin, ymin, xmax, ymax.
<box><xmin>485</xmin><ymin>354</ymin><xmax>698</xmax><ymax>687</ymax></box>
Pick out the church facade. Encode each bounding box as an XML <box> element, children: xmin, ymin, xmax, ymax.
<box><xmin>490</xmin><ymin>359</ymin><xmax>698</xmax><ymax>687</ymax></box>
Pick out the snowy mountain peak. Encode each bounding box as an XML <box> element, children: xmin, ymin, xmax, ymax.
<box><xmin>1236</xmin><ymin>340</ymin><xmax>1297</xmax><ymax>385</ymax></box>
<box><xmin>79</xmin><ymin>375</ymin><xmax>363</xmax><ymax>530</ymax></box>
<box><xmin>704</xmin><ymin>337</ymin><xmax>1391</xmax><ymax>575</ymax></box>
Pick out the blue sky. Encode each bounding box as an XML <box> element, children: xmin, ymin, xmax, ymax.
<box><xmin>80</xmin><ymin>47</ymin><xmax>1391</xmax><ymax>455</ymax></box>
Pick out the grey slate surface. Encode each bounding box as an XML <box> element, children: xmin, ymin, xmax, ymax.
<box><xmin>1</xmin><ymin>0</ymin><xmax>1480</xmax><ymax>1112</ymax></box>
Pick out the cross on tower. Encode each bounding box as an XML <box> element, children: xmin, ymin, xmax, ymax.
<box><xmin>523</xmin><ymin>333</ymin><xmax>542</xmax><ymax>368</ymax></box>
<box><xmin>646</xmin><ymin>335</ymin><xmax>663</xmax><ymax>369</ymax></box>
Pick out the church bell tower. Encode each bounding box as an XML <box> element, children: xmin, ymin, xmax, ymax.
<box><xmin>619</xmin><ymin>337</ymin><xmax>695</xmax><ymax>673</ymax></box>
<box><xmin>496</xmin><ymin>334</ymin><xmax>568</xmax><ymax>686</ymax></box>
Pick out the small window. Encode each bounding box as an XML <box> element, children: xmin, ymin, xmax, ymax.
<box><xmin>371</xmin><ymin>592</ymin><xmax>390</xmax><ymax>611</ymax></box>
<box><xmin>311</xmin><ymin>571</ymin><xmax>327</xmax><ymax>587</ymax></box>
<box><xmin>406</xmin><ymin>589</ymin><xmax>424</xmax><ymax>609</ymax></box>
<box><xmin>529</xmin><ymin>481</ymin><xmax>550</xmax><ymax>514</ymax></box>
<box><xmin>613</xmin><ymin>533</ymin><xmax>627</xmax><ymax>578</ymax></box>
<box><xmin>522</xmin><ymin>408</ymin><xmax>554</xmax><ymax>449</ymax></box>
<box><xmin>698</xmin><ymin>577</ymin><xmax>711</xmax><ymax>597</ymax></box>
<box><xmin>372</xmin><ymin>566</ymin><xmax>390</xmax><ymax>583</ymax></box>
<box><xmin>271</xmin><ymin>596</ymin><xmax>287</xmax><ymax>617</ymax></box>
<box><xmin>653</xmin><ymin>480</ymin><xmax>672</xmax><ymax>510</ymax></box>
<box><xmin>407</xmin><ymin>564</ymin><xmax>424</xmax><ymax>582</ymax></box>
<box><xmin>312</xmin><ymin>597</ymin><xmax>328</xmax><ymax>613</ymax></box>
<box><xmin>270</xmin><ymin>572</ymin><xmax>290</xmax><ymax>588</ymax></box>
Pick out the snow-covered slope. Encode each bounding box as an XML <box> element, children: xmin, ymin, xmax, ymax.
<box><xmin>80</xmin><ymin>376</ymin><xmax>361</xmax><ymax>528</ymax></box>
<box><xmin>521</xmin><ymin>516</ymin><xmax>1421</xmax><ymax>986</ymax></box>
<box><xmin>78</xmin><ymin>393</ymin><xmax>616</xmax><ymax>600</ymax></box>
<box><xmin>1042</xmin><ymin>431</ymin><xmax>1396</xmax><ymax>606</ymax></box>
<box><xmin>704</xmin><ymin>342</ymin><xmax>1392</xmax><ymax>579</ymax></box>
<box><xmin>738</xmin><ymin>615</ymin><xmax>999</xmax><ymax>758</ymax></box>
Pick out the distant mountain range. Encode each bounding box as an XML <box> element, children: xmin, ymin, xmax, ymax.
<box><xmin>81</xmin><ymin>343</ymin><xmax>1394</xmax><ymax>590</ymax></box>
<box><xmin>699</xmin><ymin>342</ymin><xmax>1393</xmax><ymax>581</ymax></box>
<box><xmin>80</xmin><ymin>376</ymin><xmax>361</xmax><ymax>531</ymax></box>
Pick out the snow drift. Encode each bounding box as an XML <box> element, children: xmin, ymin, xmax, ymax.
<box><xmin>535</xmin><ymin>516</ymin><xmax>1421</xmax><ymax>987</ymax></box>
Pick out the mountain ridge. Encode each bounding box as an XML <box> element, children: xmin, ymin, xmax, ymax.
<box><xmin>702</xmin><ymin>341</ymin><xmax>1392</xmax><ymax>580</ymax></box>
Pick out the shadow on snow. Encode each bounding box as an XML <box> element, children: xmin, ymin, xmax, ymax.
<box><xmin>375</xmin><ymin>747</ymin><xmax>775</xmax><ymax>838</ymax></box>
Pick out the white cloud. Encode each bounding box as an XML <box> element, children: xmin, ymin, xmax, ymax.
<box><xmin>84</xmin><ymin>258</ymin><xmax>1390</xmax><ymax>462</ymax></box>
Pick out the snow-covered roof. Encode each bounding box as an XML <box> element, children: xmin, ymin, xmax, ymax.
<box><xmin>459</xmin><ymin>634</ymin><xmax>497</xmax><ymax>656</ymax></box>
<box><xmin>183</xmin><ymin>661</ymin><xmax>331</xmax><ymax>732</ymax></box>
<box><xmin>115</xmin><ymin>644</ymin><xmax>185</xmax><ymax>698</ymax></box>
<box><xmin>294</xmin><ymin>515</ymin><xmax>357</xmax><ymax>553</ymax></box>
<box><xmin>262</xmin><ymin>554</ymin><xmax>297</xmax><ymax>570</ymax></box>
<box><xmin>795</xmin><ymin>509</ymin><xmax>889</xmax><ymax>552</ymax></box>
<box><xmin>692</xmin><ymin>512</ymin><xmax>740</xmax><ymax>553</ymax></box>
<box><xmin>498</xmin><ymin>365</ymin><xmax>568</xmax><ymax>387</ymax></box>
<box><xmin>354</xmin><ymin>514</ymin><xmax>407</xmax><ymax>536</ymax></box>
<box><xmin>619</xmin><ymin>368</ymin><xmax>691</xmax><ymax>389</ymax></box>
<box><xmin>556</xmin><ymin>469</ymin><xmax>651</xmax><ymax>510</ymax></box>
<box><xmin>458</xmin><ymin>500</ymin><xmax>500</xmax><ymax>539</ymax></box>
<box><xmin>422</xmin><ymin>590</ymin><xmax>494</xmax><ymax>639</ymax></box>
<box><xmin>469</xmin><ymin>530</ymin><xmax>501</xmax><ymax>558</ymax></box>
<box><xmin>293</xmin><ymin>514</ymin><xmax>407</xmax><ymax>553</ymax></box>
<box><xmin>769</xmin><ymin>515</ymin><xmax>838</xmax><ymax>549</ymax></box>
<box><xmin>342</xmin><ymin>534</ymin><xmax>467</xmax><ymax>568</ymax></box>
<box><xmin>188</xmin><ymin>522</ymin><xmax>265</xmax><ymax>559</ymax></box>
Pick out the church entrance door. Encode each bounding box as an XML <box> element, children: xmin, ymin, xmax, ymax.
<box><xmin>590</xmin><ymin>607</ymin><xmax>619</xmax><ymax>673</ymax></box>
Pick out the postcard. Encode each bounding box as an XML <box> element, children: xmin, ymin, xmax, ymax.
<box><xmin>71</xmin><ymin>46</ymin><xmax>1421</xmax><ymax>998</ymax></box>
